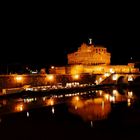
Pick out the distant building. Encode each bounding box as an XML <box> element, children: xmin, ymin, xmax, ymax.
<box><xmin>49</xmin><ymin>40</ymin><xmax>139</xmax><ymax>75</ymax></box>
<box><xmin>68</xmin><ymin>42</ymin><xmax>111</xmax><ymax>65</ymax></box>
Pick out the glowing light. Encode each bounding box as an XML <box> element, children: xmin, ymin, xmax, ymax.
<box><xmin>95</xmin><ymin>80</ymin><xmax>98</xmax><ymax>85</ymax></box>
<box><xmin>127</xmin><ymin>98</ymin><xmax>131</xmax><ymax>106</ymax></box>
<box><xmin>109</xmin><ymin>96</ymin><xmax>115</xmax><ymax>103</ymax></box>
<box><xmin>15</xmin><ymin>76</ymin><xmax>23</xmax><ymax>82</ymax></box>
<box><xmin>46</xmin><ymin>98</ymin><xmax>54</xmax><ymax>106</ymax></box>
<box><xmin>15</xmin><ymin>103</ymin><xmax>24</xmax><ymax>112</ymax></box>
<box><xmin>75</xmin><ymin>96</ymin><xmax>80</xmax><ymax>101</ymax></box>
<box><xmin>99</xmin><ymin>90</ymin><xmax>103</xmax><ymax>96</ymax></box>
<box><xmin>112</xmin><ymin>74</ymin><xmax>118</xmax><ymax>80</ymax></box>
<box><xmin>24</xmin><ymin>98</ymin><xmax>34</xmax><ymax>103</ymax></box>
<box><xmin>90</xmin><ymin>121</ymin><xmax>93</xmax><ymax>127</ymax></box>
<box><xmin>104</xmin><ymin>73</ymin><xmax>110</xmax><ymax>77</ymax></box>
<box><xmin>72</xmin><ymin>74</ymin><xmax>80</xmax><ymax>80</ymax></box>
<box><xmin>99</xmin><ymin>77</ymin><xmax>102</xmax><ymax>82</ymax></box>
<box><xmin>47</xmin><ymin>75</ymin><xmax>54</xmax><ymax>81</ymax></box>
<box><xmin>71</xmin><ymin>96</ymin><xmax>83</xmax><ymax>108</ymax></box>
<box><xmin>104</xmin><ymin>94</ymin><xmax>110</xmax><ymax>101</ymax></box>
<box><xmin>50</xmin><ymin>100</ymin><xmax>54</xmax><ymax>106</ymax></box>
<box><xmin>128</xmin><ymin>91</ymin><xmax>133</xmax><ymax>98</ymax></box>
<box><xmin>128</xmin><ymin>76</ymin><xmax>133</xmax><ymax>81</ymax></box>
<box><xmin>52</xmin><ymin>107</ymin><xmax>55</xmax><ymax>114</ymax></box>
<box><xmin>69</xmin><ymin>98</ymin><xmax>111</xmax><ymax>122</ymax></box>
<box><xmin>93</xmin><ymin>98</ymin><xmax>104</xmax><ymax>104</ymax></box>
<box><xmin>43</xmin><ymin>97</ymin><xmax>46</xmax><ymax>101</ymax></box>
<box><xmin>75</xmin><ymin>106</ymin><xmax>78</xmax><ymax>110</ymax></box>
<box><xmin>102</xmin><ymin>101</ymin><xmax>104</xmax><ymax>110</ymax></box>
<box><xmin>51</xmin><ymin>66</ymin><xmax>54</xmax><ymax>69</ymax></box>
<box><xmin>110</xmin><ymin>68</ymin><xmax>115</xmax><ymax>73</ymax></box>
<box><xmin>112</xmin><ymin>90</ymin><xmax>118</xmax><ymax>96</ymax></box>
<box><xmin>89</xmin><ymin>38</ymin><xmax>92</xmax><ymax>44</ymax></box>
<box><xmin>27</xmin><ymin>112</ymin><xmax>29</xmax><ymax>117</ymax></box>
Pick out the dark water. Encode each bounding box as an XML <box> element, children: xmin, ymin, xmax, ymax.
<box><xmin>0</xmin><ymin>87</ymin><xmax>140</xmax><ymax>140</ymax></box>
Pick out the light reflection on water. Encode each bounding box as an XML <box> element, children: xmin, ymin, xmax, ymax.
<box><xmin>69</xmin><ymin>97</ymin><xmax>111</xmax><ymax>122</ymax></box>
<box><xmin>0</xmin><ymin>87</ymin><xmax>138</xmax><ymax>123</ymax></box>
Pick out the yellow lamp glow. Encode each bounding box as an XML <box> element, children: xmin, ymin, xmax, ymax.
<box><xmin>47</xmin><ymin>75</ymin><xmax>54</xmax><ymax>81</ymax></box>
<box><xmin>15</xmin><ymin>103</ymin><xmax>24</xmax><ymax>112</ymax></box>
<box><xmin>15</xmin><ymin>76</ymin><xmax>23</xmax><ymax>82</ymax></box>
<box><xmin>72</xmin><ymin>74</ymin><xmax>80</xmax><ymax>80</ymax></box>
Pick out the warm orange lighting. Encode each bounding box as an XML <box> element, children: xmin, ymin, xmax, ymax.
<box><xmin>127</xmin><ymin>98</ymin><xmax>131</xmax><ymax>106</ymax></box>
<box><xmin>112</xmin><ymin>89</ymin><xmax>118</xmax><ymax>96</ymax></box>
<box><xmin>99</xmin><ymin>77</ymin><xmax>102</xmax><ymax>82</ymax></box>
<box><xmin>75</xmin><ymin>96</ymin><xmax>79</xmax><ymax>101</ymax></box>
<box><xmin>110</xmin><ymin>68</ymin><xmax>115</xmax><ymax>73</ymax></box>
<box><xmin>102</xmin><ymin>101</ymin><xmax>104</xmax><ymax>110</ymax></box>
<box><xmin>68</xmin><ymin>42</ymin><xmax>111</xmax><ymax>65</ymax></box>
<box><xmin>72</xmin><ymin>74</ymin><xmax>80</xmax><ymax>80</ymax></box>
<box><xmin>95</xmin><ymin>80</ymin><xmax>98</xmax><ymax>85</ymax></box>
<box><xmin>15</xmin><ymin>76</ymin><xmax>23</xmax><ymax>82</ymax></box>
<box><xmin>93</xmin><ymin>98</ymin><xmax>103</xmax><ymax>104</ymax></box>
<box><xmin>51</xmin><ymin>66</ymin><xmax>54</xmax><ymax>69</ymax></box>
<box><xmin>47</xmin><ymin>75</ymin><xmax>54</xmax><ymax>81</ymax></box>
<box><xmin>104</xmin><ymin>94</ymin><xmax>110</xmax><ymax>101</ymax></box>
<box><xmin>69</xmin><ymin>97</ymin><xmax>111</xmax><ymax>122</ymax></box>
<box><xmin>46</xmin><ymin>98</ymin><xmax>54</xmax><ymax>106</ymax></box>
<box><xmin>99</xmin><ymin>90</ymin><xmax>103</xmax><ymax>96</ymax></box>
<box><xmin>72</xmin><ymin>96</ymin><xmax>80</xmax><ymax>102</ymax></box>
<box><xmin>128</xmin><ymin>91</ymin><xmax>133</xmax><ymax>98</ymax></box>
<box><xmin>104</xmin><ymin>72</ymin><xmax>110</xmax><ymax>77</ymax></box>
<box><xmin>15</xmin><ymin>103</ymin><xmax>24</xmax><ymax>112</ymax></box>
<box><xmin>71</xmin><ymin>96</ymin><xmax>83</xmax><ymax>108</ymax></box>
<box><xmin>70</xmin><ymin>65</ymin><xmax>83</xmax><ymax>75</ymax></box>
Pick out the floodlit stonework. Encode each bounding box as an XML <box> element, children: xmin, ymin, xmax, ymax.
<box><xmin>49</xmin><ymin>40</ymin><xmax>139</xmax><ymax>75</ymax></box>
<box><xmin>50</xmin><ymin>64</ymin><xmax>139</xmax><ymax>75</ymax></box>
<box><xmin>68</xmin><ymin>43</ymin><xmax>111</xmax><ymax>65</ymax></box>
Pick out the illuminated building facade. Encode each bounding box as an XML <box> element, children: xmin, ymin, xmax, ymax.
<box><xmin>68</xmin><ymin>43</ymin><xmax>111</xmax><ymax>65</ymax></box>
<box><xmin>49</xmin><ymin>40</ymin><xmax>139</xmax><ymax>75</ymax></box>
<box><xmin>50</xmin><ymin>64</ymin><xmax>139</xmax><ymax>75</ymax></box>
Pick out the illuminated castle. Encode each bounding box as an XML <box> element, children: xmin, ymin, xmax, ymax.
<box><xmin>49</xmin><ymin>39</ymin><xmax>139</xmax><ymax>75</ymax></box>
<box><xmin>68</xmin><ymin>39</ymin><xmax>111</xmax><ymax>65</ymax></box>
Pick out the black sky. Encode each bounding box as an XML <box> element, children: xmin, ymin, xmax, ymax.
<box><xmin>1</xmin><ymin>2</ymin><xmax>140</xmax><ymax>68</ymax></box>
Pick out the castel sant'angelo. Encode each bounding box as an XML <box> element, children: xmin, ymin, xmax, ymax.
<box><xmin>50</xmin><ymin>39</ymin><xmax>139</xmax><ymax>75</ymax></box>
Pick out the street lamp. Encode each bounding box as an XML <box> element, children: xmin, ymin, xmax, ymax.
<box><xmin>47</xmin><ymin>74</ymin><xmax>54</xmax><ymax>86</ymax></box>
<box><xmin>72</xmin><ymin>74</ymin><xmax>80</xmax><ymax>80</ymax></box>
<box><xmin>15</xmin><ymin>76</ymin><xmax>22</xmax><ymax>81</ymax></box>
<box><xmin>47</xmin><ymin>74</ymin><xmax>54</xmax><ymax>81</ymax></box>
<box><xmin>15</xmin><ymin>75</ymin><xmax>23</xmax><ymax>87</ymax></box>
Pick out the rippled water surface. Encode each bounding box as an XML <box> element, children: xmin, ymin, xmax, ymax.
<box><xmin>0</xmin><ymin>87</ymin><xmax>140</xmax><ymax>139</ymax></box>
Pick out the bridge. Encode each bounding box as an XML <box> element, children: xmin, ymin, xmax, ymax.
<box><xmin>98</xmin><ymin>73</ymin><xmax>140</xmax><ymax>85</ymax></box>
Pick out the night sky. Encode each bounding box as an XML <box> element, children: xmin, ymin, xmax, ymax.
<box><xmin>1</xmin><ymin>2</ymin><xmax>140</xmax><ymax>71</ymax></box>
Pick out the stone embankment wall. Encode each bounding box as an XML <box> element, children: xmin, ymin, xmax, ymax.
<box><xmin>0</xmin><ymin>74</ymin><xmax>96</xmax><ymax>91</ymax></box>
